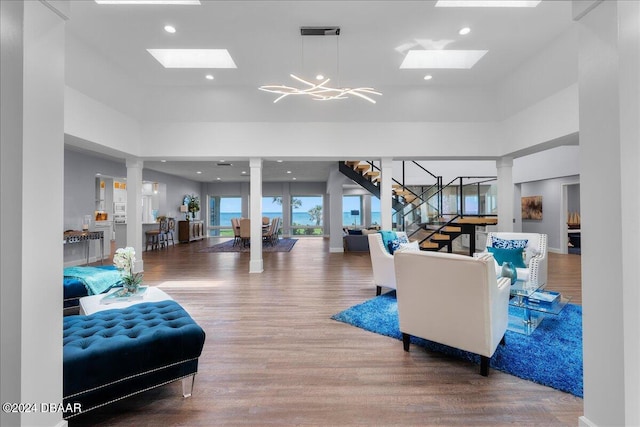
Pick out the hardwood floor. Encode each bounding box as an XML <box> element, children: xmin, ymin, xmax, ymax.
<box><xmin>70</xmin><ymin>237</ymin><xmax>583</xmax><ymax>426</ymax></box>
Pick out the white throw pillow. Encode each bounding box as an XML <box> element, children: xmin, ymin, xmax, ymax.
<box><xmin>395</xmin><ymin>241</ymin><xmax>420</xmax><ymax>252</ymax></box>
<box><xmin>525</xmin><ymin>245</ymin><xmax>539</xmax><ymax>265</ymax></box>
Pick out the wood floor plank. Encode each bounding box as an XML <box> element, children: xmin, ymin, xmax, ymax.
<box><xmin>69</xmin><ymin>237</ymin><xmax>583</xmax><ymax>426</ymax></box>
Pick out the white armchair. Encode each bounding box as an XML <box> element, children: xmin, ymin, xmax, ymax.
<box><xmin>394</xmin><ymin>251</ymin><xmax>510</xmax><ymax>376</ymax></box>
<box><xmin>367</xmin><ymin>232</ymin><xmax>409</xmax><ymax>296</ymax></box>
<box><xmin>483</xmin><ymin>232</ymin><xmax>548</xmax><ymax>286</ymax></box>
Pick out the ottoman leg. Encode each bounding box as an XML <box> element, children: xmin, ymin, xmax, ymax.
<box><xmin>182</xmin><ymin>374</ymin><xmax>195</xmax><ymax>398</ymax></box>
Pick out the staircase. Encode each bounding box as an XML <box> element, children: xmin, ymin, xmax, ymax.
<box><xmin>339</xmin><ymin>160</ymin><xmax>499</xmax><ymax>253</ymax></box>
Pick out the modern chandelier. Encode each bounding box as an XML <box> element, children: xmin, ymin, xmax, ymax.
<box><xmin>258</xmin><ymin>26</ymin><xmax>382</xmax><ymax>104</ymax></box>
<box><xmin>259</xmin><ymin>74</ymin><xmax>382</xmax><ymax>103</ymax></box>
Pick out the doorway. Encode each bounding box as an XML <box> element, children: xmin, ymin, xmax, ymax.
<box><xmin>561</xmin><ymin>182</ymin><xmax>581</xmax><ymax>255</ymax></box>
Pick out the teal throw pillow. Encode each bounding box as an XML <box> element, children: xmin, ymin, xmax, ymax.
<box><xmin>377</xmin><ymin>230</ymin><xmax>397</xmax><ymax>254</ymax></box>
<box><xmin>487</xmin><ymin>246</ymin><xmax>527</xmax><ymax>269</ymax></box>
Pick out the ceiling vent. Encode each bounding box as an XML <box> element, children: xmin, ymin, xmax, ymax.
<box><xmin>300</xmin><ymin>26</ymin><xmax>340</xmax><ymax>36</ymax></box>
<box><xmin>216</xmin><ymin>162</ymin><xmax>233</xmax><ymax>166</ymax></box>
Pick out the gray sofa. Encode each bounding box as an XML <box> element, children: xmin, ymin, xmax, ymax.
<box><xmin>343</xmin><ymin>229</ymin><xmax>379</xmax><ymax>251</ymax></box>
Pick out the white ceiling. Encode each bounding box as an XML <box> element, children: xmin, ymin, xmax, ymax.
<box><xmin>64</xmin><ymin>0</ymin><xmax>575</xmax><ymax>183</ymax></box>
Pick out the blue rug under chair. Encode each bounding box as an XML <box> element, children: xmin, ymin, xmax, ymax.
<box><xmin>331</xmin><ymin>291</ymin><xmax>583</xmax><ymax>397</ymax></box>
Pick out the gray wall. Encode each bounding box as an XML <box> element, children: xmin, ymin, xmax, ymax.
<box><xmin>520</xmin><ymin>175</ymin><xmax>580</xmax><ymax>251</ymax></box>
<box><xmin>143</xmin><ymin>168</ymin><xmax>202</xmax><ymax>221</ymax></box>
<box><xmin>64</xmin><ymin>148</ymin><xmax>202</xmax><ymax>264</ymax></box>
<box><xmin>567</xmin><ymin>183</ymin><xmax>581</xmax><ymax>213</ymax></box>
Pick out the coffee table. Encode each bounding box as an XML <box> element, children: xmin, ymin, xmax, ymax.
<box><xmin>508</xmin><ymin>280</ymin><xmax>570</xmax><ymax>335</ymax></box>
<box><xmin>80</xmin><ymin>287</ymin><xmax>173</xmax><ymax>316</ymax></box>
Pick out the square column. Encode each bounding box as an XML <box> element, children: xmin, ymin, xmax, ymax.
<box><xmin>380</xmin><ymin>158</ymin><xmax>393</xmax><ymax>230</ymax></box>
<box><xmin>496</xmin><ymin>157</ymin><xmax>514</xmax><ymax>232</ymax></box>
<box><xmin>126</xmin><ymin>159</ymin><xmax>144</xmax><ymax>273</ymax></box>
<box><xmin>249</xmin><ymin>158</ymin><xmax>263</xmax><ymax>273</ymax></box>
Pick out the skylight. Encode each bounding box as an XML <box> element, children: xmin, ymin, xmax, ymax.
<box><xmin>95</xmin><ymin>0</ymin><xmax>200</xmax><ymax>4</ymax></box>
<box><xmin>400</xmin><ymin>50</ymin><xmax>488</xmax><ymax>69</ymax></box>
<box><xmin>435</xmin><ymin>1</ymin><xmax>540</xmax><ymax>7</ymax></box>
<box><xmin>147</xmin><ymin>49</ymin><xmax>237</xmax><ymax>68</ymax></box>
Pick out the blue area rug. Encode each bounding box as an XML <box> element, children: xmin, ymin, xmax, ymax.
<box><xmin>331</xmin><ymin>291</ymin><xmax>583</xmax><ymax>397</ymax></box>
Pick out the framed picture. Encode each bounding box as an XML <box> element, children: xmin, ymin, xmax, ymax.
<box><xmin>521</xmin><ymin>196</ymin><xmax>543</xmax><ymax>220</ymax></box>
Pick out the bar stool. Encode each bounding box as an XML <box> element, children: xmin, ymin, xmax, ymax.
<box><xmin>145</xmin><ymin>227</ymin><xmax>161</xmax><ymax>251</ymax></box>
<box><xmin>165</xmin><ymin>218</ymin><xmax>176</xmax><ymax>246</ymax></box>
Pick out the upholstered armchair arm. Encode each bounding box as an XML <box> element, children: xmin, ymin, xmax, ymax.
<box><xmin>528</xmin><ymin>254</ymin><xmax>547</xmax><ymax>287</ymax></box>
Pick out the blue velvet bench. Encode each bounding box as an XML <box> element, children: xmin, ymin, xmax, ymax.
<box><xmin>63</xmin><ymin>300</ymin><xmax>206</xmax><ymax>418</ymax></box>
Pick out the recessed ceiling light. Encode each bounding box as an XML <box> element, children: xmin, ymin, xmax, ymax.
<box><xmin>292</xmin><ymin>177</ymin><xmax>297</xmax><ymax>180</ymax></box>
<box><xmin>286</xmin><ymin>171</ymin><xmax>292</xmax><ymax>174</ymax></box>
<box><xmin>400</xmin><ymin>50</ymin><xmax>488</xmax><ymax>69</ymax></box>
<box><xmin>316</xmin><ymin>74</ymin><xmax>324</xmax><ymax>80</ymax></box>
<box><xmin>96</xmin><ymin>173</ymin><xmax>102</xmax><ymax>176</ymax></box>
<box><xmin>205</xmin><ymin>74</ymin><xmax>214</xmax><ymax>80</ymax></box>
<box><xmin>276</xmin><ymin>160</ymin><xmax>283</xmax><ymax>163</ymax></box>
<box><xmin>241</xmin><ymin>171</ymin><xmax>247</xmax><ymax>174</ymax></box>
<box><xmin>164</xmin><ymin>25</ymin><xmax>176</xmax><ymax>34</ymax></box>
<box><xmin>459</xmin><ymin>27</ymin><xmax>471</xmax><ymax>35</ymax></box>
<box><xmin>216</xmin><ymin>177</ymin><xmax>221</xmax><ymax>180</ymax></box>
<box><xmin>160</xmin><ymin>160</ymin><xmax>167</xmax><ymax>162</ymax></box>
<box><xmin>147</xmin><ymin>49</ymin><xmax>237</xmax><ymax>69</ymax></box>
<box><xmin>435</xmin><ymin>0</ymin><xmax>540</xmax><ymax>7</ymax></box>
<box><xmin>196</xmin><ymin>171</ymin><xmax>202</xmax><ymax>174</ymax></box>
<box><xmin>95</xmin><ymin>0</ymin><xmax>200</xmax><ymax>4</ymax></box>
<box><xmin>424</xmin><ymin>74</ymin><xmax>433</xmax><ymax>80</ymax></box>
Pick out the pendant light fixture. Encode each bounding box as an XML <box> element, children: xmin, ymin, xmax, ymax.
<box><xmin>259</xmin><ymin>27</ymin><xmax>382</xmax><ymax>104</ymax></box>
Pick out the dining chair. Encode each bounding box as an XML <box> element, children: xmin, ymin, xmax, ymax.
<box><xmin>239</xmin><ymin>218</ymin><xmax>251</xmax><ymax>247</ymax></box>
<box><xmin>231</xmin><ymin>217</ymin><xmax>241</xmax><ymax>246</ymax></box>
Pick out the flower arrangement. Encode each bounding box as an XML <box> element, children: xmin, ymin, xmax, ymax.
<box><xmin>187</xmin><ymin>194</ymin><xmax>200</xmax><ymax>219</ymax></box>
<box><xmin>113</xmin><ymin>247</ymin><xmax>143</xmax><ymax>294</ymax></box>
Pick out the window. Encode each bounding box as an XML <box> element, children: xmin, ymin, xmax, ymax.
<box><xmin>343</xmin><ymin>195</ymin><xmax>362</xmax><ymax>227</ymax></box>
<box><xmin>263</xmin><ymin>196</ymin><xmax>283</xmax><ymax>220</ymax></box>
<box><xmin>291</xmin><ymin>195</ymin><xmax>323</xmax><ymax>235</ymax></box>
<box><xmin>263</xmin><ymin>196</ymin><xmax>283</xmax><ymax>237</ymax></box>
<box><xmin>371</xmin><ymin>196</ymin><xmax>381</xmax><ymax>227</ymax></box>
<box><xmin>208</xmin><ymin>196</ymin><xmax>241</xmax><ymax>236</ymax></box>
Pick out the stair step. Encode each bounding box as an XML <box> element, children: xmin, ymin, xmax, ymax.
<box><xmin>404</xmin><ymin>195</ymin><xmax>417</xmax><ymax>203</ymax></box>
<box><xmin>442</xmin><ymin>226</ymin><xmax>462</xmax><ymax>233</ymax></box>
<box><xmin>345</xmin><ymin>161</ymin><xmax>360</xmax><ymax>169</ymax></box>
<box><xmin>430</xmin><ymin>233</ymin><xmax>450</xmax><ymax>241</ymax></box>
<box><xmin>355</xmin><ymin>164</ymin><xmax>370</xmax><ymax>173</ymax></box>
<box><xmin>420</xmin><ymin>241</ymin><xmax>440</xmax><ymax>250</ymax></box>
<box><xmin>455</xmin><ymin>217</ymin><xmax>498</xmax><ymax>225</ymax></box>
<box><xmin>364</xmin><ymin>171</ymin><xmax>380</xmax><ymax>178</ymax></box>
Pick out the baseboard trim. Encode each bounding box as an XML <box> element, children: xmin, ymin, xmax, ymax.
<box><xmin>329</xmin><ymin>247</ymin><xmax>344</xmax><ymax>253</ymax></box>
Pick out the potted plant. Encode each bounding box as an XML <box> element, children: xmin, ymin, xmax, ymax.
<box><xmin>186</xmin><ymin>194</ymin><xmax>200</xmax><ymax>220</ymax></box>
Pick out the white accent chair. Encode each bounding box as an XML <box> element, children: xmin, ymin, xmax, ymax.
<box><xmin>367</xmin><ymin>232</ymin><xmax>408</xmax><ymax>296</ymax></box>
<box><xmin>483</xmin><ymin>232</ymin><xmax>548</xmax><ymax>286</ymax></box>
<box><xmin>394</xmin><ymin>251</ymin><xmax>510</xmax><ymax>376</ymax></box>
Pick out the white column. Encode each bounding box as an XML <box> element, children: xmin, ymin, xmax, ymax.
<box><xmin>362</xmin><ymin>194</ymin><xmax>372</xmax><ymax>228</ymax></box>
<box><xmin>327</xmin><ymin>168</ymin><xmax>345</xmax><ymax>252</ymax></box>
<box><xmin>126</xmin><ymin>159</ymin><xmax>144</xmax><ymax>273</ymax></box>
<box><xmin>249</xmin><ymin>158</ymin><xmax>263</xmax><ymax>273</ymax></box>
<box><xmin>2</xmin><ymin>1</ymin><xmax>68</xmax><ymax>426</ymax></box>
<box><xmin>618</xmin><ymin>2</ymin><xmax>640</xmax><ymax>425</ymax></box>
<box><xmin>576</xmin><ymin>1</ymin><xmax>640</xmax><ymax>426</ymax></box>
<box><xmin>380</xmin><ymin>158</ymin><xmax>393</xmax><ymax>230</ymax></box>
<box><xmin>0</xmin><ymin>3</ymin><xmax>24</xmax><ymax>426</ymax></box>
<box><xmin>496</xmin><ymin>157</ymin><xmax>514</xmax><ymax>232</ymax></box>
<box><xmin>282</xmin><ymin>183</ymin><xmax>291</xmax><ymax>238</ymax></box>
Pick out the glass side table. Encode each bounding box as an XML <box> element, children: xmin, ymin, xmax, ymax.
<box><xmin>508</xmin><ymin>280</ymin><xmax>571</xmax><ymax>335</ymax></box>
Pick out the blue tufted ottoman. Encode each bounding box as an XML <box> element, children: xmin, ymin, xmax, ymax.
<box><xmin>63</xmin><ymin>300</ymin><xmax>206</xmax><ymax>418</ymax></box>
